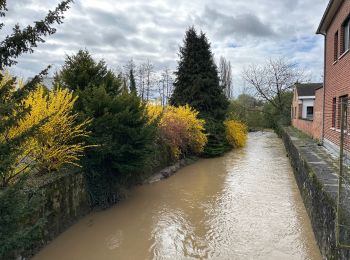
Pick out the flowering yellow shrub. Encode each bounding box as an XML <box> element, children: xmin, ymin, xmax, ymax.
<box><xmin>146</xmin><ymin>103</ymin><xmax>164</xmax><ymax>123</ymax></box>
<box><xmin>11</xmin><ymin>86</ymin><xmax>91</xmax><ymax>174</ymax></box>
<box><xmin>147</xmin><ymin>104</ymin><xmax>207</xmax><ymax>159</ymax></box>
<box><xmin>224</xmin><ymin>120</ymin><xmax>247</xmax><ymax>148</ymax></box>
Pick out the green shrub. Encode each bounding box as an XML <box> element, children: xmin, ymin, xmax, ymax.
<box><xmin>263</xmin><ymin>91</ymin><xmax>293</xmax><ymax>129</ymax></box>
<box><xmin>202</xmin><ymin>118</ymin><xmax>230</xmax><ymax>157</ymax></box>
<box><xmin>227</xmin><ymin>94</ymin><xmax>266</xmax><ymax>131</ymax></box>
<box><xmin>80</xmin><ymin>88</ymin><xmax>156</xmax><ymax>207</ymax></box>
<box><xmin>0</xmin><ymin>180</ymin><xmax>46</xmax><ymax>259</ymax></box>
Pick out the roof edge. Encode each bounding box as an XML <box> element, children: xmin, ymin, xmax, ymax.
<box><xmin>316</xmin><ymin>0</ymin><xmax>333</xmax><ymax>35</ymax></box>
<box><xmin>316</xmin><ymin>0</ymin><xmax>344</xmax><ymax>35</ymax></box>
<box><xmin>294</xmin><ymin>83</ymin><xmax>323</xmax><ymax>97</ymax></box>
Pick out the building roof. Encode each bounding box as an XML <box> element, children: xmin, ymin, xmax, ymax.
<box><xmin>295</xmin><ymin>83</ymin><xmax>323</xmax><ymax>97</ymax></box>
<box><xmin>317</xmin><ymin>0</ymin><xmax>344</xmax><ymax>35</ymax></box>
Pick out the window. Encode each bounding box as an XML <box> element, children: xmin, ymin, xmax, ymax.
<box><xmin>337</xmin><ymin>95</ymin><xmax>348</xmax><ymax>129</ymax></box>
<box><xmin>334</xmin><ymin>31</ymin><xmax>339</xmax><ymax>60</ymax></box>
<box><xmin>306</xmin><ymin>106</ymin><xmax>314</xmax><ymax>119</ymax></box>
<box><xmin>342</xmin><ymin>17</ymin><xmax>350</xmax><ymax>54</ymax></box>
<box><xmin>332</xmin><ymin>97</ymin><xmax>336</xmax><ymax>128</ymax></box>
<box><xmin>340</xmin><ymin>95</ymin><xmax>348</xmax><ymax>105</ymax></box>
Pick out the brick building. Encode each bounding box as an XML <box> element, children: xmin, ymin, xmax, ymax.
<box><xmin>291</xmin><ymin>83</ymin><xmax>323</xmax><ymax>140</ymax></box>
<box><xmin>317</xmin><ymin>0</ymin><xmax>350</xmax><ymax>154</ymax></box>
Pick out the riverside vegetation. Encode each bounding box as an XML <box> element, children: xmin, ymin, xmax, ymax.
<box><xmin>0</xmin><ymin>2</ymin><xmax>247</xmax><ymax>258</ymax></box>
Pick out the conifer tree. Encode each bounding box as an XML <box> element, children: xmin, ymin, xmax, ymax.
<box><xmin>80</xmin><ymin>88</ymin><xmax>155</xmax><ymax>207</ymax></box>
<box><xmin>170</xmin><ymin>27</ymin><xmax>229</xmax><ymax>157</ymax></box>
<box><xmin>55</xmin><ymin>50</ymin><xmax>123</xmax><ymax>116</ymax></box>
<box><xmin>56</xmin><ymin>51</ymin><xmax>156</xmax><ymax>207</ymax></box>
<box><xmin>0</xmin><ymin>0</ymin><xmax>72</xmax><ymax>69</ymax></box>
<box><xmin>55</xmin><ymin>49</ymin><xmax>116</xmax><ymax>92</ymax></box>
<box><xmin>170</xmin><ymin>27</ymin><xmax>228</xmax><ymax>120</ymax></box>
<box><xmin>129</xmin><ymin>68</ymin><xmax>137</xmax><ymax>94</ymax></box>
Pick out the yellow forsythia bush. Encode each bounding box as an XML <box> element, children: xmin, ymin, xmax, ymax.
<box><xmin>146</xmin><ymin>103</ymin><xmax>164</xmax><ymax>123</ymax></box>
<box><xmin>224</xmin><ymin>120</ymin><xmax>248</xmax><ymax>148</ymax></box>
<box><xmin>147</xmin><ymin>104</ymin><xmax>207</xmax><ymax>159</ymax></box>
<box><xmin>11</xmin><ymin>86</ymin><xmax>91</xmax><ymax>174</ymax></box>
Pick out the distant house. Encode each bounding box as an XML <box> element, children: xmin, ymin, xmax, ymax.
<box><xmin>317</xmin><ymin>0</ymin><xmax>350</xmax><ymax>154</ymax></box>
<box><xmin>291</xmin><ymin>83</ymin><xmax>323</xmax><ymax>140</ymax></box>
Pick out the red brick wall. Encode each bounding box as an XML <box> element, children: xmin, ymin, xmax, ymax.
<box><xmin>292</xmin><ymin>88</ymin><xmax>323</xmax><ymax>140</ymax></box>
<box><xmin>324</xmin><ymin>0</ymin><xmax>350</xmax><ymax>146</ymax></box>
<box><xmin>291</xmin><ymin>88</ymin><xmax>298</xmax><ymax>119</ymax></box>
<box><xmin>314</xmin><ymin>87</ymin><xmax>323</xmax><ymax>140</ymax></box>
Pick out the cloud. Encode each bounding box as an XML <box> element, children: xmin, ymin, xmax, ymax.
<box><xmin>2</xmin><ymin>0</ymin><xmax>329</xmax><ymax>95</ymax></box>
<box><xmin>197</xmin><ymin>7</ymin><xmax>276</xmax><ymax>39</ymax></box>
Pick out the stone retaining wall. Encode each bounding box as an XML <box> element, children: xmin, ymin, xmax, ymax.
<box><xmin>19</xmin><ymin>170</ymin><xmax>90</xmax><ymax>259</ymax></box>
<box><xmin>281</xmin><ymin>127</ymin><xmax>350</xmax><ymax>259</ymax></box>
<box><xmin>40</xmin><ymin>171</ymin><xmax>90</xmax><ymax>242</ymax></box>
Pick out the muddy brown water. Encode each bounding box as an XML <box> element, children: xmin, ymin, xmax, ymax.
<box><xmin>33</xmin><ymin>131</ymin><xmax>322</xmax><ymax>260</ymax></box>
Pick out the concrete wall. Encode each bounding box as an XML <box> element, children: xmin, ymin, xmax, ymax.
<box><xmin>281</xmin><ymin>127</ymin><xmax>350</xmax><ymax>259</ymax></box>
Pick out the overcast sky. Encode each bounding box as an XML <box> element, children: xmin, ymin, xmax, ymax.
<box><xmin>4</xmin><ymin>0</ymin><xmax>328</xmax><ymax>95</ymax></box>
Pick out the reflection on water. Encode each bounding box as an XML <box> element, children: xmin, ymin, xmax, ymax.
<box><xmin>33</xmin><ymin>131</ymin><xmax>321</xmax><ymax>260</ymax></box>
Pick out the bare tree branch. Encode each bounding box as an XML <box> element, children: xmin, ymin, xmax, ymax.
<box><xmin>219</xmin><ymin>56</ymin><xmax>233</xmax><ymax>98</ymax></box>
<box><xmin>243</xmin><ymin>57</ymin><xmax>306</xmax><ymax>110</ymax></box>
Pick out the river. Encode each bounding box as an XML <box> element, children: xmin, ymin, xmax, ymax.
<box><xmin>33</xmin><ymin>131</ymin><xmax>321</xmax><ymax>260</ymax></box>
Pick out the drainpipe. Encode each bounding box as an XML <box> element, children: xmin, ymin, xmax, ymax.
<box><xmin>321</xmin><ymin>34</ymin><xmax>326</xmax><ymax>145</ymax></box>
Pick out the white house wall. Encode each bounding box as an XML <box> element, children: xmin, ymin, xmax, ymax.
<box><xmin>301</xmin><ymin>99</ymin><xmax>315</xmax><ymax>118</ymax></box>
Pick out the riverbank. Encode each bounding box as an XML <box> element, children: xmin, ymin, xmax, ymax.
<box><xmin>281</xmin><ymin>126</ymin><xmax>350</xmax><ymax>259</ymax></box>
<box><xmin>144</xmin><ymin>157</ymin><xmax>198</xmax><ymax>184</ymax></box>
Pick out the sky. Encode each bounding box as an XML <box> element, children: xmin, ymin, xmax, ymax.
<box><xmin>3</xmin><ymin>0</ymin><xmax>329</xmax><ymax>95</ymax></box>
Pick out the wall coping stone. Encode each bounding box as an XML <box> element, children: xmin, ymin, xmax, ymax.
<box><xmin>284</xmin><ymin>127</ymin><xmax>339</xmax><ymax>200</ymax></box>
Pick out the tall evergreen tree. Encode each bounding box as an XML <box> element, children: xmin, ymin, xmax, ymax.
<box><xmin>129</xmin><ymin>68</ymin><xmax>137</xmax><ymax>94</ymax></box>
<box><xmin>170</xmin><ymin>27</ymin><xmax>228</xmax><ymax>120</ymax></box>
<box><xmin>170</xmin><ymin>27</ymin><xmax>229</xmax><ymax>157</ymax></box>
